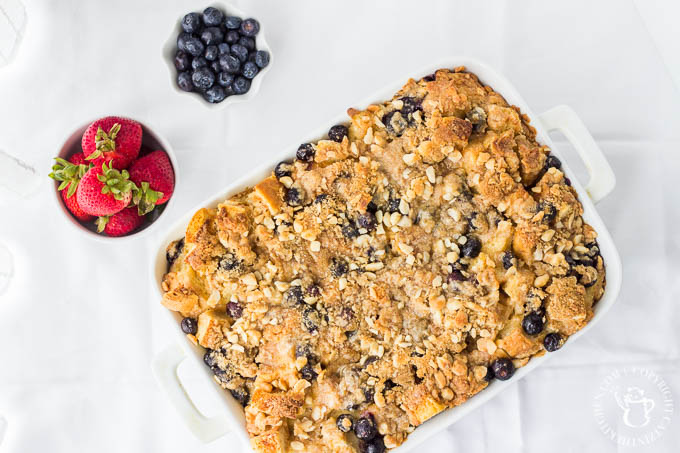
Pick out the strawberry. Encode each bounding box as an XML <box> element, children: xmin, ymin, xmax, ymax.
<box><xmin>49</xmin><ymin>153</ymin><xmax>93</xmax><ymax>221</ymax></box>
<box><xmin>96</xmin><ymin>207</ymin><xmax>145</xmax><ymax>236</ymax></box>
<box><xmin>82</xmin><ymin>116</ymin><xmax>142</xmax><ymax>169</ymax></box>
<box><xmin>128</xmin><ymin>150</ymin><xmax>175</xmax><ymax>215</ymax></box>
<box><xmin>76</xmin><ymin>162</ymin><xmax>135</xmax><ymax>216</ymax></box>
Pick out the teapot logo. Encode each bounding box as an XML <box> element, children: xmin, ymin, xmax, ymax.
<box><xmin>614</xmin><ymin>386</ymin><xmax>655</xmax><ymax>428</ymax></box>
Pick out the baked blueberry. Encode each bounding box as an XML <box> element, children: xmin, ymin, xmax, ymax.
<box><xmin>284</xmin><ymin>286</ymin><xmax>304</xmax><ymax>305</ymax></box>
<box><xmin>180</xmin><ymin>317</ymin><xmax>198</xmax><ymax>334</ymax></box>
<box><xmin>203</xmin><ymin>85</ymin><xmax>226</xmax><ymax>103</ymax></box>
<box><xmin>174</xmin><ymin>50</ymin><xmax>191</xmax><ymax>71</ymax></box>
<box><xmin>502</xmin><ymin>251</ymin><xmax>515</xmax><ymax>270</ymax></box>
<box><xmin>447</xmin><ymin>269</ymin><xmax>466</xmax><ymax>283</ymax></box>
<box><xmin>203</xmin><ymin>350</ymin><xmax>217</xmax><ymax>367</ymax></box>
<box><xmin>296</xmin><ymin>143</ymin><xmax>315</xmax><ymax>162</ymax></box>
<box><xmin>360</xmin><ymin>437</ymin><xmax>385</xmax><ymax>453</ymax></box>
<box><xmin>461</xmin><ymin>236</ymin><xmax>482</xmax><ymax>258</ymax></box>
<box><xmin>336</xmin><ymin>414</ymin><xmax>353</xmax><ymax>433</ymax></box>
<box><xmin>307</xmin><ymin>284</ymin><xmax>321</xmax><ymax>297</ymax></box>
<box><xmin>218</xmin><ymin>254</ymin><xmax>239</xmax><ymax>271</ymax></box>
<box><xmin>254</xmin><ymin>50</ymin><xmax>270</xmax><ymax>68</ymax></box>
<box><xmin>466</xmin><ymin>106</ymin><xmax>488</xmax><ymax>133</ymax></box>
<box><xmin>166</xmin><ymin>238</ymin><xmax>185</xmax><ymax>264</ymax></box>
<box><xmin>546</xmin><ymin>155</ymin><xmax>562</xmax><ymax>169</ymax></box>
<box><xmin>400</xmin><ymin>96</ymin><xmax>423</xmax><ymax>115</ymax></box>
<box><xmin>386</xmin><ymin>198</ymin><xmax>401</xmax><ymax>213</ymax></box>
<box><xmin>522</xmin><ymin>311</ymin><xmax>544</xmax><ymax>335</ymax></box>
<box><xmin>200</xmin><ymin>27</ymin><xmax>223</xmax><ymax>45</ymax></box>
<box><xmin>183</xmin><ymin>36</ymin><xmax>205</xmax><ymax>57</ymax></box>
<box><xmin>224</xmin><ymin>15</ymin><xmax>242</xmax><ymax>30</ymax></box>
<box><xmin>354</xmin><ymin>415</ymin><xmax>377</xmax><ymax>440</ymax></box>
<box><xmin>191</xmin><ymin>67</ymin><xmax>215</xmax><ymax>90</ymax></box>
<box><xmin>342</xmin><ymin>223</ymin><xmax>359</xmax><ymax>239</ymax></box>
<box><xmin>295</xmin><ymin>344</ymin><xmax>317</xmax><ymax>362</ymax></box>
<box><xmin>202</xmin><ymin>7</ymin><xmax>224</xmax><ymax>26</ymax></box>
<box><xmin>284</xmin><ymin>187</ymin><xmax>302</xmax><ymax>206</ymax></box>
<box><xmin>483</xmin><ymin>365</ymin><xmax>494</xmax><ymax>381</ymax></box>
<box><xmin>357</xmin><ymin>212</ymin><xmax>376</xmax><ymax>231</ymax></box>
<box><xmin>219</xmin><ymin>54</ymin><xmax>241</xmax><ymax>73</ymax></box>
<box><xmin>230</xmin><ymin>44</ymin><xmax>248</xmax><ymax>63</ymax></box>
<box><xmin>302</xmin><ymin>307</ymin><xmax>320</xmax><ymax>333</ymax></box>
<box><xmin>330</xmin><ymin>258</ymin><xmax>348</xmax><ymax>277</ymax></box>
<box><xmin>230</xmin><ymin>387</ymin><xmax>250</xmax><ymax>406</ymax></box>
<box><xmin>300</xmin><ymin>364</ymin><xmax>318</xmax><ymax>381</ymax></box>
<box><xmin>181</xmin><ymin>12</ymin><xmax>201</xmax><ymax>34</ymax></box>
<box><xmin>240</xmin><ymin>18</ymin><xmax>260</xmax><ymax>37</ymax></box>
<box><xmin>274</xmin><ymin>161</ymin><xmax>292</xmax><ymax>178</ymax></box>
<box><xmin>204</xmin><ymin>45</ymin><xmax>218</xmax><ymax>61</ymax></box>
<box><xmin>539</xmin><ymin>202</ymin><xmax>557</xmax><ymax>224</ymax></box>
<box><xmin>491</xmin><ymin>358</ymin><xmax>515</xmax><ymax>381</ymax></box>
<box><xmin>382</xmin><ymin>110</ymin><xmax>408</xmax><ymax>135</ymax></box>
<box><xmin>232</xmin><ymin>76</ymin><xmax>251</xmax><ymax>94</ymax></box>
<box><xmin>191</xmin><ymin>56</ymin><xmax>208</xmax><ymax>70</ymax></box>
<box><xmin>544</xmin><ymin>332</ymin><xmax>563</xmax><ymax>352</ymax></box>
<box><xmin>226</xmin><ymin>301</ymin><xmax>243</xmax><ymax>319</ymax></box>
<box><xmin>328</xmin><ymin>125</ymin><xmax>348</xmax><ymax>142</ymax></box>
<box><xmin>217</xmin><ymin>72</ymin><xmax>234</xmax><ymax>88</ymax></box>
<box><xmin>218</xmin><ymin>42</ymin><xmax>230</xmax><ymax>54</ymax></box>
<box><xmin>238</xmin><ymin>36</ymin><xmax>255</xmax><ymax>50</ymax></box>
<box><xmin>177</xmin><ymin>71</ymin><xmax>193</xmax><ymax>91</ymax></box>
<box><xmin>225</xmin><ymin>30</ymin><xmax>240</xmax><ymax>44</ymax></box>
<box><xmin>242</xmin><ymin>61</ymin><xmax>259</xmax><ymax>79</ymax></box>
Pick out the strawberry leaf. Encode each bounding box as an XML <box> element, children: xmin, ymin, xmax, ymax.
<box><xmin>49</xmin><ymin>156</ymin><xmax>89</xmax><ymax>195</ymax></box>
<box><xmin>133</xmin><ymin>181</ymin><xmax>163</xmax><ymax>215</ymax></box>
<box><xmin>96</xmin><ymin>216</ymin><xmax>110</xmax><ymax>233</ymax></box>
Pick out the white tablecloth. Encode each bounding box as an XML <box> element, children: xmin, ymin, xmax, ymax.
<box><xmin>0</xmin><ymin>0</ymin><xmax>679</xmax><ymax>452</ymax></box>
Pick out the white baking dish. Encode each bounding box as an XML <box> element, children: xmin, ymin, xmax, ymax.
<box><xmin>149</xmin><ymin>57</ymin><xmax>622</xmax><ymax>451</ymax></box>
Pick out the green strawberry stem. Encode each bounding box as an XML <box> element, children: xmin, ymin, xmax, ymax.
<box><xmin>133</xmin><ymin>181</ymin><xmax>163</xmax><ymax>216</ymax></box>
<box><xmin>48</xmin><ymin>157</ymin><xmax>90</xmax><ymax>198</ymax></box>
<box><xmin>86</xmin><ymin>123</ymin><xmax>121</xmax><ymax>160</ymax></box>
<box><xmin>95</xmin><ymin>216</ymin><xmax>110</xmax><ymax>233</ymax></box>
<box><xmin>97</xmin><ymin>162</ymin><xmax>136</xmax><ymax>200</ymax></box>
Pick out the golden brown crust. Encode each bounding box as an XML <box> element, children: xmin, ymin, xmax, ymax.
<box><xmin>160</xmin><ymin>68</ymin><xmax>606</xmax><ymax>452</ymax></box>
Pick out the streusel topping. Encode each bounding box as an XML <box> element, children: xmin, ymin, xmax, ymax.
<box><xmin>161</xmin><ymin>67</ymin><xmax>606</xmax><ymax>452</ymax></box>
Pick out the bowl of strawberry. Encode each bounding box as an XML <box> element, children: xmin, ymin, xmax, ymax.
<box><xmin>50</xmin><ymin>116</ymin><xmax>178</xmax><ymax>239</ymax></box>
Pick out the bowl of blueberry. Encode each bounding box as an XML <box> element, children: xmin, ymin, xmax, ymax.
<box><xmin>164</xmin><ymin>3</ymin><xmax>272</xmax><ymax>106</ymax></box>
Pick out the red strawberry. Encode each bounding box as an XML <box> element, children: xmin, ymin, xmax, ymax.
<box><xmin>76</xmin><ymin>162</ymin><xmax>135</xmax><ymax>216</ymax></box>
<box><xmin>128</xmin><ymin>150</ymin><xmax>175</xmax><ymax>215</ymax></box>
<box><xmin>82</xmin><ymin>117</ymin><xmax>142</xmax><ymax>169</ymax></box>
<box><xmin>96</xmin><ymin>207</ymin><xmax>145</xmax><ymax>236</ymax></box>
<box><xmin>49</xmin><ymin>153</ymin><xmax>93</xmax><ymax>221</ymax></box>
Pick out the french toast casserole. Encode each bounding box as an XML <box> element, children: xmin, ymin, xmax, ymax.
<box><xmin>160</xmin><ymin>67</ymin><xmax>606</xmax><ymax>452</ymax></box>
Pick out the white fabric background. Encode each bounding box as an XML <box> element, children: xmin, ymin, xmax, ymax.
<box><xmin>0</xmin><ymin>0</ymin><xmax>679</xmax><ymax>452</ymax></box>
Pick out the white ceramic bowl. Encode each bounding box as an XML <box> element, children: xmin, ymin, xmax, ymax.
<box><xmin>53</xmin><ymin>118</ymin><xmax>179</xmax><ymax>242</ymax></box>
<box><xmin>162</xmin><ymin>2</ymin><xmax>273</xmax><ymax>109</ymax></box>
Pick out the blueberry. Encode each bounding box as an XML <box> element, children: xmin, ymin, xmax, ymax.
<box><xmin>232</xmin><ymin>76</ymin><xmax>251</xmax><ymax>94</ymax></box>
<box><xmin>330</xmin><ymin>258</ymin><xmax>348</xmax><ymax>277</ymax></box>
<box><xmin>204</xmin><ymin>45</ymin><xmax>218</xmax><ymax>61</ymax></box>
<box><xmin>219</xmin><ymin>54</ymin><xmax>241</xmax><ymax>73</ymax></box>
<box><xmin>226</xmin><ymin>301</ymin><xmax>243</xmax><ymax>319</ymax></box>
<box><xmin>296</xmin><ymin>143</ymin><xmax>315</xmax><ymax>162</ymax></box>
<box><xmin>400</xmin><ymin>96</ymin><xmax>423</xmax><ymax>115</ymax></box>
<box><xmin>342</xmin><ymin>223</ymin><xmax>358</xmax><ymax>239</ymax></box>
<box><xmin>218</xmin><ymin>254</ymin><xmax>239</xmax><ymax>271</ymax></box>
<box><xmin>382</xmin><ymin>110</ymin><xmax>408</xmax><ymax>135</ymax></box>
<box><xmin>460</xmin><ymin>236</ymin><xmax>482</xmax><ymax>258</ymax></box>
<box><xmin>216</xmin><ymin>72</ymin><xmax>234</xmax><ymax>88</ymax></box>
<box><xmin>180</xmin><ymin>317</ymin><xmax>198</xmax><ymax>334</ymax></box>
<box><xmin>191</xmin><ymin>56</ymin><xmax>208</xmax><ymax>70</ymax></box>
<box><xmin>336</xmin><ymin>414</ymin><xmax>353</xmax><ymax>433</ymax></box>
<box><xmin>284</xmin><ymin>187</ymin><xmax>302</xmax><ymax>206</ymax></box>
<box><xmin>544</xmin><ymin>333</ymin><xmax>563</xmax><ymax>352</ymax></box>
<box><xmin>210</xmin><ymin>61</ymin><xmax>221</xmax><ymax>74</ymax></box>
<box><xmin>181</xmin><ymin>12</ymin><xmax>201</xmax><ymax>33</ymax></box>
<box><xmin>242</xmin><ymin>61</ymin><xmax>259</xmax><ymax>79</ymax></box>
<box><xmin>302</xmin><ymin>307</ymin><xmax>320</xmax><ymax>333</ymax></box>
<box><xmin>218</xmin><ymin>42</ymin><xmax>230</xmax><ymax>54</ymax></box>
<box><xmin>466</xmin><ymin>106</ymin><xmax>488</xmax><ymax>133</ymax></box>
<box><xmin>174</xmin><ymin>50</ymin><xmax>191</xmax><ymax>71</ymax></box>
<box><xmin>240</xmin><ymin>18</ymin><xmax>260</xmax><ymax>37</ymax></box>
<box><xmin>224</xmin><ymin>15</ymin><xmax>242</xmax><ymax>30</ymax></box>
<box><xmin>203</xmin><ymin>85</ymin><xmax>226</xmax><ymax>103</ymax></box>
<box><xmin>203</xmin><ymin>350</ymin><xmax>217</xmax><ymax>367</ymax></box>
<box><xmin>202</xmin><ymin>7</ymin><xmax>224</xmax><ymax>26</ymax></box>
<box><xmin>491</xmin><ymin>358</ymin><xmax>515</xmax><ymax>381</ymax></box>
<box><xmin>522</xmin><ymin>311</ymin><xmax>544</xmax><ymax>335</ymax></box>
<box><xmin>230</xmin><ymin>44</ymin><xmax>248</xmax><ymax>62</ymax></box>
<box><xmin>366</xmin><ymin>201</ymin><xmax>377</xmax><ymax>213</ymax></box>
<box><xmin>225</xmin><ymin>30</ymin><xmax>240</xmax><ymax>44</ymax></box>
<box><xmin>363</xmin><ymin>387</ymin><xmax>375</xmax><ymax>403</ymax></box>
<box><xmin>328</xmin><ymin>125</ymin><xmax>348</xmax><ymax>142</ymax></box>
<box><xmin>295</xmin><ymin>344</ymin><xmax>317</xmax><ymax>362</ymax></box>
<box><xmin>230</xmin><ymin>387</ymin><xmax>250</xmax><ymax>406</ymax></box>
<box><xmin>191</xmin><ymin>67</ymin><xmax>215</xmax><ymax>90</ymax></box>
<box><xmin>340</xmin><ymin>307</ymin><xmax>354</xmax><ymax>323</ymax></box>
<box><xmin>314</xmin><ymin>194</ymin><xmax>329</xmax><ymax>204</ymax></box>
<box><xmin>166</xmin><ymin>238</ymin><xmax>185</xmax><ymax>264</ymax></box>
<box><xmin>501</xmin><ymin>251</ymin><xmax>515</xmax><ymax>269</ymax></box>
<box><xmin>300</xmin><ymin>364</ymin><xmax>318</xmax><ymax>381</ymax></box>
<box><xmin>546</xmin><ymin>155</ymin><xmax>562</xmax><ymax>169</ymax></box>
<box><xmin>274</xmin><ymin>161</ymin><xmax>292</xmax><ymax>178</ymax></box>
<box><xmin>254</xmin><ymin>50</ymin><xmax>270</xmax><ymax>68</ymax></box>
<box><xmin>201</xmin><ymin>27</ymin><xmax>223</xmax><ymax>45</ymax></box>
<box><xmin>284</xmin><ymin>286</ymin><xmax>304</xmax><ymax>305</ymax></box>
<box><xmin>360</xmin><ymin>438</ymin><xmax>385</xmax><ymax>453</ymax></box>
<box><xmin>387</xmin><ymin>198</ymin><xmax>401</xmax><ymax>213</ymax></box>
<box><xmin>177</xmin><ymin>71</ymin><xmax>193</xmax><ymax>91</ymax></box>
<box><xmin>238</xmin><ymin>36</ymin><xmax>255</xmax><ymax>50</ymax></box>
<box><xmin>483</xmin><ymin>365</ymin><xmax>494</xmax><ymax>381</ymax></box>
<box><xmin>447</xmin><ymin>269</ymin><xmax>466</xmax><ymax>283</ymax></box>
<box><xmin>357</xmin><ymin>212</ymin><xmax>376</xmax><ymax>231</ymax></box>
<box><xmin>354</xmin><ymin>415</ymin><xmax>377</xmax><ymax>440</ymax></box>
<box><xmin>183</xmin><ymin>36</ymin><xmax>205</xmax><ymax>57</ymax></box>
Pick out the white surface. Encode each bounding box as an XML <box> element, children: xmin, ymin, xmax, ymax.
<box><xmin>0</xmin><ymin>0</ymin><xmax>679</xmax><ymax>452</ymax></box>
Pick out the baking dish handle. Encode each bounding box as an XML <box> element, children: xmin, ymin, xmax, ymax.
<box><xmin>538</xmin><ymin>105</ymin><xmax>616</xmax><ymax>203</ymax></box>
<box><xmin>151</xmin><ymin>343</ymin><xmax>230</xmax><ymax>442</ymax></box>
